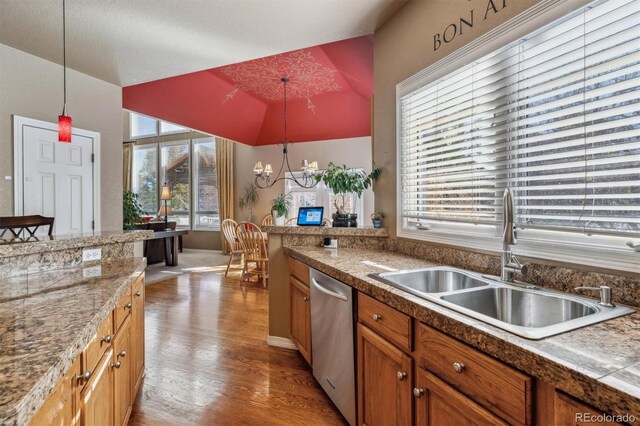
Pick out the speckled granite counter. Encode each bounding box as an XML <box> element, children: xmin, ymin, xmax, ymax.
<box><xmin>264</xmin><ymin>225</ymin><xmax>388</xmax><ymax>237</ymax></box>
<box><xmin>0</xmin><ymin>230</ymin><xmax>153</xmax><ymax>259</ymax></box>
<box><xmin>284</xmin><ymin>246</ymin><xmax>640</xmax><ymax>422</ymax></box>
<box><xmin>0</xmin><ymin>257</ymin><xmax>146</xmax><ymax>425</ymax></box>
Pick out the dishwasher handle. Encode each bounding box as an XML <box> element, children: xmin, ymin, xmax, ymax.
<box><xmin>311</xmin><ymin>278</ymin><xmax>348</xmax><ymax>301</ymax></box>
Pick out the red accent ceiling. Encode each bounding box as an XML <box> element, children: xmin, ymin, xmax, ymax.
<box><xmin>122</xmin><ymin>35</ymin><xmax>373</xmax><ymax>146</ymax></box>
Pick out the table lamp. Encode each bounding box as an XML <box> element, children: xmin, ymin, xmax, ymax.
<box><xmin>159</xmin><ymin>183</ymin><xmax>172</xmax><ymax>228</ymax></box>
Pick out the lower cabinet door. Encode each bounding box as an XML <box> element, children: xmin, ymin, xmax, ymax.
<box><xmin>414</xmin><ymin>368</ymin><xmax>507</xmax><ymax>426</ymax></box>
<box><xmin>357</xmin><ymin>323</ymin><xmax>413</xmax><ymax>426</ymax></box>
<box><xmin>131</xmin><ymin>274</ymin><xmax>145</xmax><ymax>396</ymax></box>
<box><xmin>290</xmin><ymin>276</ymin><xmax>311</xmax><ymax>363</ymax></box>
<box><xmin>81</xmin><ymin>348</ymin><xmax>114</xmax><ymax>426</ymax></box>
<box><xmin>29</xmin><ymin>356</ymin><xmax>81</xmax><ymax>426</ymax></box>
<box><xmin>113</xmin><ymin>316</ymin><xmax>133</xmax><ymax>426</ymax></box>
<box><xmin>554</xmin><ymin>391</ymin><xmax>623</xmax><ymax>426</ymax></box>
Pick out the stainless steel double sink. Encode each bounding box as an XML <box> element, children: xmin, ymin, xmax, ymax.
<box><xmin>369</xmin><ymin>267</ymin><xmax>634</xmax><ymax>340</ymax></box>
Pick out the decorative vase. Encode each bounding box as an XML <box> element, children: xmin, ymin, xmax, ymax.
<box><xmin>372</xmin><ymin>219</ymin><xmax>382</xmax><ymax>229</ymax></box>
<box><xmin>273</xmin><ymin>212</ymin><xmax>285</xmax><ymax>226</ymax></box>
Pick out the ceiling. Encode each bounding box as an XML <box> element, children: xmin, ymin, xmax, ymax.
<box><xmin>123</xmin><ymin>35</ymin><xmax>373</xmax><ymax>146</ymax></box>
<box><xmin>0</xmin><ymin>0</ymin><xmax>406</xmax><ymax>87</ymax></box>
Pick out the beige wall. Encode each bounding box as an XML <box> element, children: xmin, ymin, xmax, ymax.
<box><xmin>234</xmin><ymin>136</ymin><xmax>375</xmax><ymax>225</ymax></box>
<box><xmin>373</xmin><ymin>0</ymin><xmax>583</xmax><ymax>237</ymax></box>
<box><xmin>0</xmin><ymin>43</ymin><xmax>123</xmax><ymax>231</ymax></box>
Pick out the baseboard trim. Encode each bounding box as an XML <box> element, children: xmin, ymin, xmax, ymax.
<box><xmin>267</xmin><ymin>336</ymin><xmax>298</xmax><ymax>350</ymax></box>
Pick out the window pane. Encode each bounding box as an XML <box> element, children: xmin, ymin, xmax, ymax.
<box><xmin>160</xmin><ymin>121</ymin><xmax>188</xmax><ymax>134</ymax></box>
<box><xmin>130</xmin><ymin>113</ymin><xmax>158</xmax><ymax>138</ymax></box>
<box><xmin>399</xmin><ymin>0</ymin><xmax>640</xmax><ymax>236</ymax></box>
<box><xmin>193</xmin><ymin>138</ymin><xmax>219</xmax><ymax>230</ymax></box>
<box><xmin>160</xmin><ymin>141</ymin><xmax>190</xmax><ymax>227</ymax></box>
<box><xmin>131</xmin><ymin>145</ymin><xmax>158</xmax><ymax>214</ymax></box>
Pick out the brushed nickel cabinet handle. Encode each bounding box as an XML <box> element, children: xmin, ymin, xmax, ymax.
<box><xmin>100</xmin><ymin>335</ymin><xmax>112</xmax><ymax>344</ymax></box>
<box><xmin>453</xmin><ymin>362</ymin><xmax>466</xmax><ymax>374</ymax></box>
<box><xmin>413</xmin><ymin>388</ymin><xmax>425</xmax><ymax>398</ymax></box>
<box><xmin>117</xmin><ymin>350</ymin><xmax>126</xmax><ymax>359</ymax></box>
<box><xmin>134</xmin><ymin>291</ymin><xmax>142</xmax><ymax>297</ymax></box>
<box><xmin>303</xmin><ymin>296</ymin><xmax>309</xmax><ymax>302</ymax></box>
<box><xmin>396</xmin><ymin>371</ymin><xmax>407</xmax><ymax>381</ymax></box>
<box><xmin>76</xmin><ymin>370</ymin><xmax>91</xmax><ymax>382</ymax></box>
<box><xmin>372</xmin><ymin>314</ymin><xmax>382</xmax><ymax>322</ymax></box>
<box><xmin>111</xmin><ymin>361</ymin><xmax>121</xmax><ymax>369</ymax></box>
<box><xmin>125</xmin><ymin>302</ymin><xmax>132</xmax><ymax>309</ymax></box>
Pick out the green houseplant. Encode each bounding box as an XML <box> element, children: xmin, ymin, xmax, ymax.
<box><xmin>239</xmin><ymin>183</ymin><xmax>259</xmax><ymax>221</ymax></box>
<box><xmin>315</xmin><ymin>163</ymin><xmax>381</xmax><ymax>227</ymax></box>
<box><xmin>123</xmin><ymin>191</ymin><xmax>145</xmax><ymax>230</ymax></box>
<box><xmin>271</xmin><ymin>193</ymin><xmax>292</xmax><ymax>226</ymax></box>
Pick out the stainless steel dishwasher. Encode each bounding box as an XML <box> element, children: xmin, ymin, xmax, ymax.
<box><xmin>310</xmin><ymin>268</ymin><xmax>355</xmax><ymax>426</ymax></box>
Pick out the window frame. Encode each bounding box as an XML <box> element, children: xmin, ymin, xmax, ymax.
<box><xmin>159</xmin><ymin>140</ymin><xmax>192</xmax><ymax>229</ymax></box>
<box><xmin>129</xmin><ymin>112</ymin><xmax>159</xmax><ymax>139</ymax></box>
<box><xmin>192</xmin><ymin>137</ymin><xmax>220</xmax><ymax>231</ymax></box>
<box><xmin>396</xmin><ymin>0</ymin><xmax>639</xmax><ymax>273</ymax></box>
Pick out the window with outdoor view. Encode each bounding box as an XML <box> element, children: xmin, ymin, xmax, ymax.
<box><xmin>160</xmin><ymin>141</ymin><xmax>191</xmax><ymax>228</ymax></box>
<box><xmin>193</xmin><ymin>138</ymin><xmax>219</xmax><ymax>230</ymax></box>
<box><xmin>131</xmin><ymin>144</ymin><xmax>158</xmax><ymax>214</ymax></box>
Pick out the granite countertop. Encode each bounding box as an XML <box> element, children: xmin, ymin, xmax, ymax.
<box><xmin>0</xmin><ymin>230</ymin><xmax>154</xmax><ymax>259</ymax></box>
<box><xmin>264</xmin><ymin>225</ymin><xmax>388</xmax><ymax>237</ymax></box>
<box><xmin>0</xmin><ymin>257</ymin><xmax>146</xmax><ymax>425</ymax></box>
<box><xmin>284</xmin><ymin>246</ymin><xmax>640</xmax><ymax>421</ymax></box>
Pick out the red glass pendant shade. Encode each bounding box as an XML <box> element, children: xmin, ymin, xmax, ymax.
<box><xmin>58</xmin><ymin>114</ymin><xmax>72</xmax><ymax>142</ymax></box>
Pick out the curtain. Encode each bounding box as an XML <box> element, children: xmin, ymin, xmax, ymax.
<box><xmin>123</xmin><ymin>142</ymin><xmax>134</xmax><ymax>192</ymax></box>
<box><xmin>216</xmin><ymin>137</ymin><xmax>234</xmax><ymax>253</ymax></box>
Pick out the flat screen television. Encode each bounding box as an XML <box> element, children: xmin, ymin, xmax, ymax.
<box><xmin>297</xmin><ymin>207</ymin><xmax>324</xmax><ymax>226</ymax></box>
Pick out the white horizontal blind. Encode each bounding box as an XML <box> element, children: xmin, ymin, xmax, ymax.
<box><xmin>399</xmin><ymin>0</ymin><xmax>640</xmax><ymax>235</ymax></box>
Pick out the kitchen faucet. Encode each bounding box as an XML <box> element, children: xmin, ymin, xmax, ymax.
<box><xmin>501</xmin><ymin>188</ymin><xmax>528</xmax><ymax>282</ymax></box>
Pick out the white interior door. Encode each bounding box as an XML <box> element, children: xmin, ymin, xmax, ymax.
<box><xmin>14</xmin><ymin>116</ymin><xmax>100</xmax><ymax>236</ymax></box>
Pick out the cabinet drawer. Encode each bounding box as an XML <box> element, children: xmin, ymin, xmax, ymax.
<box><xmin>83</xmin><ymin>312</ymin><xmax>113</xmax><ymax>382</ymax></box>
<box><xmin>416</xmin><ymin>323</ymin><xmax>532</xmax><ymax>425</ymax></box>
<box><xmin>113</xmin><ymin>286</ymin><xmax>132</xmax><ymax>333</ymax></box>
<box><xmin>288</xmin><ymin>257</ymin><xmax>309</xmax><ymax>286</ymax></box>
<box><xmin>358</xmin><ymin>293</ymin><xmax>412</xmax><ymax>352</ymax></box>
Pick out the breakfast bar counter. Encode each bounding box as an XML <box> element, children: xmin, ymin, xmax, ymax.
<box><xmin>0</xmin><ymin>257</ymin><xmax>147</xmax><ymax>425</ymax></box>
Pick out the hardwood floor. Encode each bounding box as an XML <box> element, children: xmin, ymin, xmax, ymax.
<box><xmin>128</xmin><ymin>267</ymin><xmax>346</xmax><ymax>426</ymax></box>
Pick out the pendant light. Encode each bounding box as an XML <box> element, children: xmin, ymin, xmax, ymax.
<box><xmin>253</xmin><ymin>77</ymin><xmax>318</xmax><ymax>189</ymax></box>
<box><xmin>58</xmin><ymin>0</ymin><xmax>72</xmax><ymax>143</ymax></box>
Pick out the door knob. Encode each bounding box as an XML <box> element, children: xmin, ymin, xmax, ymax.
<box><xmin>125</xmin><ymin>302</ymin><xmax>132</xmax><ymax>309</ymax></box>
<box><xmin>372</xmin><ymin>314</ymin><xmax>382</xmax><ymax>322</ymax></box>
<box><xmin>413</xmin><ymin>388</ymin><xmax>425</xmax><ymax>398</ymax></box>
<box><xmin>111</xmin><ymin>361</ymin><xmax>121</xmax><ymax>369</ymax></box>
<box><xmin>396</xmin><ymin>371</ymin><xmax>407</xmax><ymax>381</ymax></box>
<box><xmin>100</xmin><ymin>335</ymin><xmax>112</xmax><ymax>344</ymax></box>
<box><xmin>117</xmin><ymin>350</ymin><xmax>126</xmax><ymax>359</ymax></box>
<box><xmin>303</xmin><ymin>296</ymin><xmax>309</xmax><ymax>302</ymax></box>
<box><xmin>134</xmin><ymin>291</ymin><xmax>142</xmax><ymax>297</ymax></box>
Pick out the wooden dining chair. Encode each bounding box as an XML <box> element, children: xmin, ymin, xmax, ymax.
<box><xmin>0</xmin><ymin>215</ymin><xmax>55</xmax><ymax>240</ymax></box>
<box><xmin>285</xmin><ymin>217</ymin><xmax>297</xmax><ymax>225</ymax></box>
<box><xmin>261</xmin><ymin>214</ymin><xmax>273</xmax><ymax>226</ymax></box>
<box><xmin>235</xmin><ymin>223</ymin><xmax>269</xmax><ymax>287</ymax></box>
<box><xmin>221</xmin><ymin>219</ymin><xmax>244</xmax><ymax>277</ymax></box>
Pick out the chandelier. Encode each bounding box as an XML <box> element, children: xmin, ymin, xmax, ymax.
<box><xmin>253</xmin><ymin>77</ymin><xmax>318</xmax><ymax>189</ymax></box>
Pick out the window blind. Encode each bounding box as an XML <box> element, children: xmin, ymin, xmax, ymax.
<box><xmin>399</xmin><ymin>0</ymin><xmax>640</xmax><ymax>235</ymax></box>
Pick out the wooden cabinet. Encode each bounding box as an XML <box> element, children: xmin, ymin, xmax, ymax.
<box><xmin>80</xmin><ymin>348</ymin><xmax>114</xmax><ymax>426</ymax></box>
<box><xmin>131</xmin><ymin>273</ymin><xmax>145</xmax><ymax>396</ymax></box>
<box><xmin>357</xmin><ymin>323</ymin><xmax>413</xmax><ymax>426</ymax></box>
<box><xmin>288</xmin><ymin>257</ymin><xmax>311</xmax><ymax>365</ymax></box>
<box><xmin>553</xmin><ymin>391</ymin><xmax>623</xmax><ymax>426</ymax></box>
<box><xmin>414</xmin><ymin>368</ymin><xmax>507</xmax><ymax>426</ymax></box>
<box><xmin>29</xmin><ymin>356</ymin><xmax>81</xmax><ymax>426</ymax></box>
<box><xmin>358</xmin><ymin>293</ymin><xmax>412</xmax><ymax>352</ymax></box>
<box><xmin>113</xmin><ymin>316</ymin><xmax>132</xmax><ymax>426</ymax></box>
<box><xmin>415</xmin><ymin>323</ymin><xmax>532</xmax><ymax>425</ymax></box>
<box><xmin>31</xmin><ymin>273</ymin><xmax>145</xmax><ymax>426</ymax></box>
<box><xmin>290</xmin><ymin>276</ymin><xmax>311</xmax><ymax>364</ymax></box>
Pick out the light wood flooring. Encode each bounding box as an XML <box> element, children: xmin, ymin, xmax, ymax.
<box><xmin>128</xmin><ymin>266</ymin><xmax>345</xmax><ymax>426</ymax></box>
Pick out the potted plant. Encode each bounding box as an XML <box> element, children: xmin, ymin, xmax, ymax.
<box><xmin>239</xmin><ymin>183</ymin><xmax>259</xmax><ymax>221</ymax></box>
<box><xmin>370</xmin><ymin>212</ymin><xmax>385</xmax><ymax>229</ymax></box>
<box><xmin>315</xmin><ymin>162</ymin><xmax>381</xmax><ymax>227</ymax></box>
<box><xmin>123</xmin><ymin>191</ymin><xmax>145</xmax><ymax>230</ymax></box>
<box><xmin>271</xmin><ymin>193</ymin><xmax>292</xmax><ymax>226</ymax></box>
